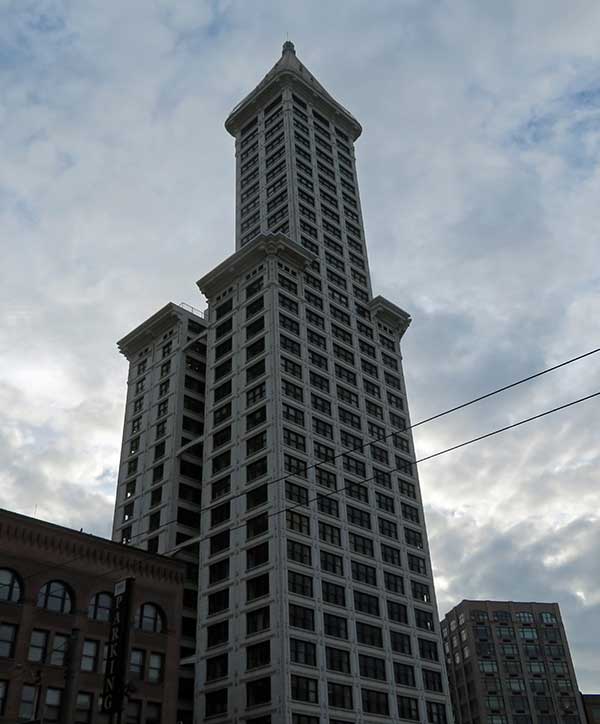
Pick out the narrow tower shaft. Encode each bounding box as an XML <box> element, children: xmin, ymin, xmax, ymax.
<box><xmin>192</xmin><ymin>43</ymin><xmax>452</xmax><ymax>724</ymax></box>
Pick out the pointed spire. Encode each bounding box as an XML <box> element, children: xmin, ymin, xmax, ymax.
<box><xmin>225</xmin><ymin>42</ymin><xmax>362</xmax><ymax>141</ymax></box>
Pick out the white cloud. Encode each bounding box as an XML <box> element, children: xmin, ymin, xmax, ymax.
<box><xmin>0</xmin><ymin>0</ymin><xmax>599</xmax><ymax>689</ymax></box>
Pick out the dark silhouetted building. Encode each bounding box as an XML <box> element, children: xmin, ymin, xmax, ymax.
<box><xmin>0</xmin><ymin>508</ymin><xmax>184</xmax><ymax>722</ymax></box>
<box><xmin>112</xmin><ymin>42</ymin><xmax>453</xmax><ymax>723</ymax></box>
<box><xmin>442</xmin><ymin>600</ymin><xmax>586</xmax><ymax>724</ymax></box>
<box><xmin>582</xmin><ymin>694</ymin><xmax>600</xmax><ymax>724</ymax></box>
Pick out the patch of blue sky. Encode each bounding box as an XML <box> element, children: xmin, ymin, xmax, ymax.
<box><xmin>510</xmin><ymin>112</ymin><xmax>556</xmax><ymax>149</ymax></box>
<box><xmin>95</xmin><ymin>467</ymin><xmax>117</xmax><ymax>495</ymax></box>
<box><xmin>0</xmin><ymin>29</ymin><xmax>34</xmax><ymax>69</ymax></box>
<box><xmin>571</xmin><ymin>86</ymin><xmax>600</xmax><ymax>109</ymax></box>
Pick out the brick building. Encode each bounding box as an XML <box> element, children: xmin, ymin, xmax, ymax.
<box><xmin>582</xmin><ymin>695</ymin><xmax>600</xmax><ymax>724</ymax></box>
<box><xmin>442</xmin><ymin>600</ymin><xmax>586</xmax><ymax>724</ymax></box>
<box><xmin>0</xmin><ymin>508</ymin><xmax>184</xmax><ymax>723</ymax></box>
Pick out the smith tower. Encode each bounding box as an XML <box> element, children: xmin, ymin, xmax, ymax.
<box><xmin>194</xmin><ymin>42</ymin><xmax>452</xmax><ymax>724</ymax></box>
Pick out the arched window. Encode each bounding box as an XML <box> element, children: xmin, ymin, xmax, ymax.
<box><xmin>0</xmin><ymin>568</ymin><xmax>22</xmax><ymax>603</ymax></box>
<box><xmin>135</xmin><ymin>602</ymin><xmax>165</xmax><ymax>633</ymax></box>
<box><xmin>88</xmin><ymin>592</ymin><xmax>113</xmax><ymax>621</ymax></box>
<box><xmin>37</xmin><ymin>581</ymin><xmax>73</xmax><ymax>614</ymax></box>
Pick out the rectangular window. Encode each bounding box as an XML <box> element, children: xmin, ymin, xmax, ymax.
<box><xmin>405</xmin><ymin>527</ymin><xmax>424</xmax><ymax>549</ymax></box>
<box><xmin>247</xmin><ymin>541</ymin><xmax>269</xmax><ymax>570</ymax></box>
<box><xmin>289</xmin><ymin>604</ymin><xmax>314</xmax><ymax>631</ymax></box>
<box><xmin>347</xmin><ymin>505</ymin><xmax>371</xmax><ymax>530</ymax></box>
<box><xmin>247</xmin><ymin>456</ymin><xmax>268</xmax><ymax>483</ymax></box>
<box><xmin>328</xmin><ymin>682</ymin><xmax>353</xmax><ymax>709</ymax></box>
<box><xmin>322</xmin><ymin>580</ymin><xmax>346</xmax><ymax>607</ymax></box>
<box><xmin>356</xmin><ymin>621</ymin><xmax>383</xmax><ymax>647</ymax></box>
<box><xmin>291</xmin><ymin>675</ymin><xmax>318</xmax><ymax>703</ymax></box>
<box><xmin>354</xmin><ymin>591</ymin><xmax>380</xmax><ymax>617</ymax></box>
<box><xmin>326</xmin><ymin>646</ymin><xmax>351</xmax><ymax>673</ymax></box>
<box><xmin>0</xmin><ymin>624</ymin><xmax>17</xmax><ymax>658</ymax></box>
<box><xmin>288</xmin><ymin>571</ymin><xmax>313</xmax><ymax>598</ymax></box>
<box><xmin>351</xmin><ymin>560</ymin><xmax>377</xmax><ymax>586</ymax></box>
<box><xmin>321</xmin><ymin>550</ymin><xmax>344</xmax><ymax>576</ymax></box>
<box><xmin>81</xmin><ymin>640</ymin><xmax>99</xmax><ymax>672</ymax></box>
<box><xmin>394</xmin><ymin>662</ymin><xmax>416</xmax><ymax>687</ymax></box>
<box><xmin>349</xmin><ymin>532</ymin><xmax>374</xmax><ymax>557</ymax></box>
<box><xmin>323</xmin><ymin>613</ymin><xmax>348</xmax><ymax>639</ymax></box>
<box><xmin>319</xmin><ymin>521</ymin><xmax>341</xmax><ymax>546</ymax></box>
<box><xmin>284</xmin><ymin>454</ymin><xmax>308</xmax><ymax>478</ymax></box>
<box><xmin>290</xmin><ymin>639</ymin><xmax>317</xmax><ymax>667</ymax></box>
<box><xmin>384</xmin><ymin>571</ymin><xmax>404</xmax><ymax>595</ymax></box>
<box><xmin>287</xmin><ymin>511</ymin><xmax>310</xmax><ymax>536</ymax></box>
<box><xmin>379</xmin><ymin>517</ymin><xmax>398</xmax><ymax>539</ymax></box>
<box><xmin>388</xmin><ymin>600</ymin><xmax>408</xmax><ymax>624</ymax></box>
<box><xmin>418</xmin><ymin>638</ymin><xmax>439</xmax><ymax>661</ymax></box>
<box><xmin>27</xmin><ymin>630</ymin><xmax>48</xmax><ymax>663</ymax></box>
<box><xmin>316</xmin><ymin>468</ymin><xmax>337</xmax><ymax>490</ymax></box>
<box><xmin>247</xmin><ymin>573</ymin><xmax>270</xmax><ymax>602</ymax></box>
<box><xmin>391</xmin><ymin>630</ymin><xmax>412</xmax><ymax>655</ymax></box>
<box><xmin>287</xmin><ymin>539</ymin><xmax>312</xmax><ymax>566</ymax></box>
<box><xmin>286</xmin><ymin>481</ymin><xmax>309</xmax><ymax>506</ymax></box>
<box><xmin>282</xmin><ymin>379</ymin><xmax>303</xmax><ymax>402</ymax></box>
<box><xmin>397</xmin><ymin>695</ymin><xmax>420</xmax><ymax>721</ymax></box>
<box><xmin>317</xmin><ymin>494</ymin><xmax>339</xmax><ymax>517</ymax></box>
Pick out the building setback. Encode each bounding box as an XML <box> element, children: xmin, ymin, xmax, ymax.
<box><xmin>192</xmin><ymin>42</ymin><xmax>451</xmax><ymax>723</ymax></box>
<box><xmin>111</xmin><ymin>41</ymin><xmax>452</xmax><ymax>723</ymax></box>
<box><xmin>442</xmin><ymin>600</ymin><xmax>586</xmax><ymax>724</ymax></box>
<box><xmin>112</xmin><ymin>301</ymin><xmax>208</xmax><ymax>723</ymax></box>
<box><xmin>0</xmin><ymin>507</ymin><xmax>184</xmax><ymax>723</ymax></box>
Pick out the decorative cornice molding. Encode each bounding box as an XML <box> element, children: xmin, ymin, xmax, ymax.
<box><xmin>197</xmin><ymin>232</ymin><xmax>315</xmax><ymax>301</ymax></box>
<box><xmin>0</xmin><ymin>511</ymin><xmax>185</xmax><ymax>585</ymax></box>
<box><xmin>369</xmin><ymin>295</ymin><xmax>412</xmax><ymax>339</ymax></box>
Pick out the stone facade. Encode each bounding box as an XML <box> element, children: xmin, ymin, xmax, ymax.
<box><xmin>191</xmin><ymin>42</ymin><xmax>451</xmax><ymax>723</ymax></box>
<box><xmin>112</xmin><ymin>301</ymin><xmax>207</xmax><ymax>722</ymax></box>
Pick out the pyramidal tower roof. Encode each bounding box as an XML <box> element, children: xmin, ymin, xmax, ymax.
<box><xmin>225</xmin><ymin>41</ymin><xmax>362</xmax><ymax>140</ymax></box>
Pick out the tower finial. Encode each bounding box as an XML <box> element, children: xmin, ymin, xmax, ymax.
<box><xmin>282</xmin><ymin>40</ymin><xmax>295</xmax><ymax>55</ymax></box>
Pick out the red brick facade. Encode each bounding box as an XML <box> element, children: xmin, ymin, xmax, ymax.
<box><xmin>0</xmin><ymin>508</ymin><xmax>184</xmax><ymax>723</ymax></box>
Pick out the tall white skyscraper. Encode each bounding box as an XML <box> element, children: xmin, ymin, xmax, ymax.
<box><xmin>192</xmin><ymin>42</ymin><xmax>452</xmax><ymax>724</ymax></box>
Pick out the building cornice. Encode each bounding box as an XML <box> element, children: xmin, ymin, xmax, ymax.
<box><xmin>369</xmin><ymin>295</ymin><xmax>412</xmax><ymax>339</ymax></box>
<box><xmin>197</xmin><ymin>232</ymin><xmax>315</xmax><ymax>300</ymax></box>
<box><xmin>117</xmin><ymin>302</ymin><xmax>205</xmax><ymax>359</ymax></box>
<box><xmin>0</xmin><ymin>509</ymin><xmax>185</xmax><ymax>585</ymax></box>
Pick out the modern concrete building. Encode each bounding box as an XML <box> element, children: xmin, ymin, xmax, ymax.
<box><xmin>442</xmin><ymin>600</ymin><xmax>586</xmax><ymax>724</ymax></box>
<box><xmin>112</xmin><ymin>301</ymin><xmax>208</xmax><ymax>723</ymax></box>
<box><xmin>0</xmin><ymin>507</ymin><xmax>184</xmax><ymax>723</ymax></box>
<box><xmin>191</xmin><ymin>42</ymin><xmax>451</xmax><ymax>723</ymax></box>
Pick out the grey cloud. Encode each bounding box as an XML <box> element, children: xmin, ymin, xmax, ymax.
<box><xmin>0</xmin><ymin>0</ymin><xmax>599</xmax><ymax>689</ymax></box>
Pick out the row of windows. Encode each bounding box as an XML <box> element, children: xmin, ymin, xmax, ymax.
<box><xmin>205</xmin><ymin>673</ymin><xmax>446</xmax><ymax>721</ymax></box>
<box><xmin>205</xmin><ymin>598</ymin><xmax>439</xmax><ymax>661</ymax></box>
<box><xmin>205</xmin><ymin>636</ymin><xmax>442</xmax><ymax>691</ymax></box>
<box><xmin>206</xmin><ymin>497</ymin><xmax>423</xmax><ymax>559</ymax></box>
<box><xmin>0</xmin><ymin>572</ymin><xmax>165</xmax><ymax>632</ymax></box>
<box><xmin>213</xmin><ymin>274</ymin><xmax>396</xmax><ymax>371</ymax></box>
<box><xmin>0</xmin><ymin>681</ymin><xmax>161</xmax><ymax>724</ymax></box>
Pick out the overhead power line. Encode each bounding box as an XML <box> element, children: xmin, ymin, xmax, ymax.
<box><xmin>16</xmin><ymin>345</ymin><xmax>600</xmax><ymax>581</ymax></box>
<box><xmin>133</xmin><ymin>345</ymin><xmax>600</xmax><ymax>542</ymax></box>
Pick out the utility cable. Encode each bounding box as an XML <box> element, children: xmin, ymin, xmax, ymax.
<box><xmin>14</xmin><ymin>344</ymin><xmax>600</xmax><ymax>581</ymax></box>
<box><xmin>133</xmin><ymin>345</ymin><xmax>600</xmax><ymax>538</ymax></box>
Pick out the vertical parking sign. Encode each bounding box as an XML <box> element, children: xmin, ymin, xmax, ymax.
<box><xmin>102</xmin><ymin>577</ymin><xmax>134</xmax><ymax>718</ymax></box>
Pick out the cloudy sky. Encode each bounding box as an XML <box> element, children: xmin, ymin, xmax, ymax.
<box><xmin>1</xmin><ymin>0</ymin><xmax>599</xmax><ymax>690</ymax></box>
